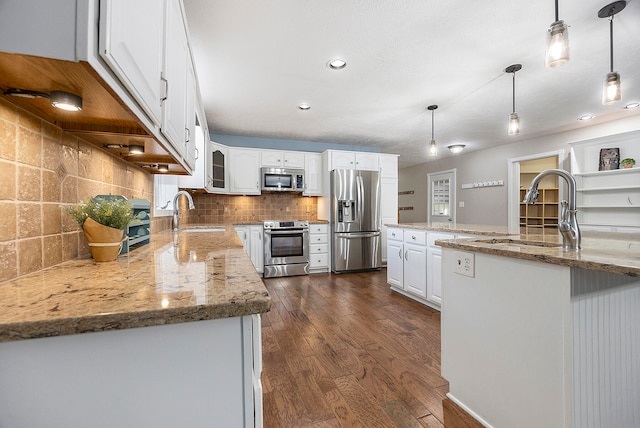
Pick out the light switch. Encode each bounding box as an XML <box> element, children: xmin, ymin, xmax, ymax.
<box><xmin>453</xmin><ymin>251</ymin><xmax>475</xmax><ymax>277</ymax></box>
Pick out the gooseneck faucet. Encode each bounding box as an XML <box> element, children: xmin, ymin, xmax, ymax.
<box><xmin>524</xmin><ymin>169</ymin><xmax>580</xmax><ymax>250</ymax></box>
<box><xmin>172</xmin><ymin>190</ymin><xmax>195</xmax><ymax>231</ymax></box>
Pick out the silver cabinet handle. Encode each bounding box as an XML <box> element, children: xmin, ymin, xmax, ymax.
<box><xmin>398</xmin><ymin>248</ymin><xmax>402</xmax><ymax>259</ymax></box>
<box><xmin>256</xmin><ymin>181</ymin><xmax>259</xmax><ymax>189</ymax></box>
<box><xmin>404</xmin><ymin>250</ymin><xmax>408</xmax><ymax>260</ymax></box>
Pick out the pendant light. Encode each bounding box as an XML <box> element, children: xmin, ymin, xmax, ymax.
<box><xmin>427</xmin><ymin>105</ymin><xmax>438</xmax><ymax>156</ymax></box>
<box><xmin>505</xmin><ymin>64</ymin><xmax>522</xmax><ymax>136</ymax></box>
<box><xmin>598</xmin><ymin>1</ymin><xmax>626</xmax><ymax>105</ymax></box>
<box><xmin>545</xmin><ymin>0</ymin><xmax>570</xmax><ymax>68</ymax></box>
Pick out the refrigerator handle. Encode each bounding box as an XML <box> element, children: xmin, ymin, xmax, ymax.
<box><xmin>356</xmin><ymin>174</ymin><xmax>364</xmax><ymax>225</ymax></box>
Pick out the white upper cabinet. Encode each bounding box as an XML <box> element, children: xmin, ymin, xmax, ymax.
<box><xmin>99</xmin><ymin>0</ymin><xmax>164</xmax><ymax>127</ymax></box>
<box><xmin>326</xmin><ymin>150</ymin><xmax>379</xmax><ymax>171</ymax></box>
<box><xmin>161</xmin><ymin>0</ymin><xmax>189</xmax><ymax>159</ymax></box>
<box><xmin>260</xmin><ymin>150</ymin><xmax>305</xmax><ymax>169</ymax></box>
<box><xmin>303</xmin><ymin>153</ymin><xmax>323</xmax><ymax>196</ymax></box>
<box><xmin>229</xmin><ymin>148</ymin><xmax>261</xmax><ymax>195</ymax></box>
<box><xmin>379</xmin><ymin>154</ymin><xmax>399</xmax><ymax>179</ymax></box>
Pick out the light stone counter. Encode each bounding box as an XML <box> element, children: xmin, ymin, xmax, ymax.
<box><xmin>0</xmin><ymin>224</ymin><xmax>271</xmax><ymax>342</ymax></box>
<box><xmin>436</xmin><ymin>231</ymin><xmax>640</xmax><ymax>277</ymax></box>
<box><xmin>388</xmin><ymin>222</ymin><xmax>640</xmax><ymax>277</ymax></box>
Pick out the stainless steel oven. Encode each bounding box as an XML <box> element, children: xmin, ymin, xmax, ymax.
<box><xmin>263</xmin><ymin>220</ymin><xmax>309</xmax><ymax>278</ymax></box>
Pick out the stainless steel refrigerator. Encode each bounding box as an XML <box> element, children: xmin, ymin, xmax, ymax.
<box><xmin>330</xmin><ymin>169</ymin><xmax>382</xmax><ymax>273</ymax></box>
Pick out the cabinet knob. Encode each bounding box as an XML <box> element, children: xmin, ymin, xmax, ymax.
<box><xmin>412</xmin><ymin>235</ymin><xmax>416</xmax><ymax>240</ymax></box>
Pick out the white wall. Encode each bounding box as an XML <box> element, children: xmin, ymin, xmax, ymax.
<box><xmin>399</xmin><ymin>114</ymin><xmax>640</xmax><ymax>225</ymax></box>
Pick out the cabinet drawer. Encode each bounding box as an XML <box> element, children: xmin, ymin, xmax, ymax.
<box><xmin>387</xmin><ymin>228</ymin><xmax>403</xmax><ymax>242</ymax></box>
<box><xmin>310</xmin><ymin>243</ymin><xmax>329</xmax><ymax>254</ymax></box>
<box><xmin>403</xmin><ymin>229</ymin><xmax>427</xmax><ymax>245</ymax></box>
<box><xmin>427</xmin><ymin>232</ymin><xmax>454</xmax><ymax>247</ymax></box>
<box><xmin>310</xmin><ymin>233</ymin><xmax>328</xmax><ymax>244</ymax></box>
<box><xmin>309</xmin><ymin>253</ymin><xmax>329</xmax><ymax>268</ymax></box>
<box><xmin>310</xmin><ymin>224</ymin><xmax>329</xmax><ymax>234</ymax></box>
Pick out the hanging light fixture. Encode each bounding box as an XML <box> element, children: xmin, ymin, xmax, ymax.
<box><xmin>505</xmin><ymin>64</ymin><xmax>522</xmax><ymax>136</ymax></box>
<box><xmin>599</xmin><ymin>1</ymin><xmax>626</xmax><ymax>105</ymax></box>
<box><xmin>545</xmin><ymin>0</ymin><xmax>570</xmax><ymax>68</ymax></box>
<box><xmin>427</xmin><ymin>105</ymin><xmax>438</xmax><ymax>156</ymax></box>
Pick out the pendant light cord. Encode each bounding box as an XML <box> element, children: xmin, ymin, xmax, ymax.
<box><xmin>512</xmin><ymin>72</ymin><xmax>516</xmax><ymax>113</ymax></box>
<box><xmin>609</xmin><ymin>16</ymin><xmax>614</xmax><ymax>72</ymax></box>
<box><xmin>555</xmin><ymin>0</ymin><xmax>559</xmax><ymax>22</ymax></box>
<box><xmin>431</xmin><ymin>109</ymin><xmax>435</xmax><ymax>140</ymax></box>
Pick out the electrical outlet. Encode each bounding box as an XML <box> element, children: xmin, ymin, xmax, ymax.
<box><xmin>453</xmin><ymin>251</ymin><xmax>475</xmax><ymax>277</ymax></box>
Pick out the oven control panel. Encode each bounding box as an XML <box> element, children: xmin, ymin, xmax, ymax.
<box><xmin>263</xmin><ymin>220</ymin><xmax>309</xmax><ymax>230</ymax></box>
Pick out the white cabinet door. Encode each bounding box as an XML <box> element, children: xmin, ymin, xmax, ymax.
<box><xmin>404</xmin><ymin>243</ymin><xmax>427</xmax><ymax>298</ymax></box>
<box><xmin>303</xmin><ymin>153</ymin><xmax>323</xmax><ymax>196</ymax></box>
<box><xmin>427</xmin><ymin>247</ymin><xmax>442</xmax><ymax>305</ymax></box>
<box><xmin>379</xmin><ymin>154</ymin><xmax>399</xmax><ymax>179</ymax></box>
<box><xmin>234</xmin><ymin>226</ymin><xmax>249</xmax><ymax>252</ymax></box>
<box><xmin>209</xmin><ymin>142</ymin><xmax>229</xmax><ymax>194</ymax></box>
<box><xmin>328</xmin><ymin>151</ymin><xmax>356</xmax><ymax>170</ymax></box>
<box><xmin>260</xmin><ymin>150</ymin><xmax>282</xmax><ymax>167</ymax></box>
<box><xmin>249</xmin><ymin>226</ymin><xmax>264</xmax><ymax>274</ymax></box>
<box><xmin>355</xmin><ymin>152</ymin><xmax>379</xmax><ymax>171</ymax></box>
<box><xmin>153</xmin><ymin>174</ymin><xmax>178</xmax><ymax>217</ymax></box>
<box><xmin>161</xmin><ymin>0</ymin><xmax>188</xmax><ymax>158</ymax></box>
<box><xmin>260</xmin><ymin>151</ymin><xmax>305</xmax><ymax>168</ymax></box>
<box><xmin>183</xmin><ymin>58</ymin><xmax>196</xmax><ymax>170</ymax></box>
<box><xmin>229</xmin><ymin>148</ymin><xmax>261</xmax><ymax>195</ymax></box>
<box><xmin>386</xmin><ymin>239</ymin><xmax>403</xmax><ymax>288</ymax></box>
<box><xmin>178</xmin><ymin>123</ymin><xmax>206</xmax><ymax>190</ymax></box>
<box><xmin>99</xmin><ymin>0</ymin><xmax>164</xmax><ymax>127</ymax></box>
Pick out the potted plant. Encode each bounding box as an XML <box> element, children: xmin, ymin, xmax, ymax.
<box><xmin>621</xmin><ymin>158</ymin><xmax>636</xmax><ymax>168</ymax></box>
<box><xmin>65</xmin><ymin>196</ymin><xmax>138</xmax><ymax>261</ymax></box>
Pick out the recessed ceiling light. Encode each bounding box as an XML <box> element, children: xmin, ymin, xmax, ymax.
<box><xmin>577</xmin><ymin>114</ymin><xmax>595</xmax><ymax>121</ymax></box>
<box><xmin>298</xmin><ymin>103</ymin><xmax>311</xmax><ymax>110</ymax></box>
<box><xmin>327</xmin><ymin>59</ymin><xmax>347</xmax><ymax>70</ymax></box>
<box><xmin>447</xmin><ymin>144</ymin><xmax>466</xmax><ymax>154</ymax></box>
<box><xmin>623</xmin><ymin>102</ymin><xmax>640</xmax><ymax>110</ymax></box>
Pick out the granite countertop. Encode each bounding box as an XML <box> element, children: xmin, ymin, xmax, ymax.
<box><xmin>0</xmin><ymin>225</ymin><xmax>271</xmax><ymax>343</ymax></box>
<box><xmin>386</xmin><ymin>222</ymin><xmax>513</xmax><ymax>236</ymax></box>
<box><xmin>436</xmin><ymin>231</ymin><xmax>640</xmax><ymax>277</ymax></box>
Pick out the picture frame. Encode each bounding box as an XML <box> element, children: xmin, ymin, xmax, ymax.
<box><xmin>599</xmin><ymin>147</ymin><xmax>620</xmax><ymax>171</ymax></box>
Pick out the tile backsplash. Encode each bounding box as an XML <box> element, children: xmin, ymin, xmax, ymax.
<box><xmin>0</xmin><ymin>98</ymin><xmax>164</xmax><ymax>283</ymax></box>
<box><xmin>184</xmin><ymin>193</ymin><xmax>319</xmax><ymax>224</ymax></box>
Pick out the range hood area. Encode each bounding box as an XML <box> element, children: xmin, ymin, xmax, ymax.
<box><xmin>0</xmin><ymin>1</ymin><xmax>200</xmax><ymax>175</ymax></box>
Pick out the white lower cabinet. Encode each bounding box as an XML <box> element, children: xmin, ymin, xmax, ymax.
<box><xmin>308</xmin><ymin>223</ymin><xmax>329</xmax><ymax>273</ymax></box>
<box><xmin>427</xmin><ymin>232</ymin><xmax>451</xmax><ymax>306</ymax></box>
<box><xmin>249</xmin><ymin>225</ymin><xmax>264</xmax><ymax>274</ymax></box>
<box><xmin>386</xmin><ymin>227</ymin><xmax>458</xmax><ymax>310</ymax></box>
<box><xmin>0</xmin><ymin>316</ymin><xmax>262</xmax><ymax>428</ymax></box>
<box><xmin>235</xmin><ymin>225</ymin><xmax>264</xmax><ymax>274</ymax></box>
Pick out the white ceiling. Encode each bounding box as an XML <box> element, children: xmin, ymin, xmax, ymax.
<box><xmin>183</xmin><ymin>0</ymin><xmax>640</xmax><ymax>168</ymax></box>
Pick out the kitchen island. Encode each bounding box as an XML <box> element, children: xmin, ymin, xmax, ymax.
<box><xmin>437</xmin><ymin>231</ymin><xmax>640</xmax><ymax>428</ymax></box>
<box><xmin>0</xmin><ymin>225</ymin><xmax>270</xmax><ymax>428</ymax></box>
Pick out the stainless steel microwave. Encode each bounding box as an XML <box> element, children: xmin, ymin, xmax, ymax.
<box><xmin>261</xmin><ymin>167</ymin><xmax>305</xmax><ymax>192</ymax></box>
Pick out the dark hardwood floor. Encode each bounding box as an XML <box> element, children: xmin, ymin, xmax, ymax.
<box><xmin>261</xmin><ymin>270</ymin><xmax>448</xmax><ymax>428</ymax></box>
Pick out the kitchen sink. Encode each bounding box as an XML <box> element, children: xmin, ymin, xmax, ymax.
<box><xmin>471</xmin><ymin>238</ymin><xmax>562</xmax><ymax>248</ymax></box>
<box><xmin>180</xmin><ymin>226</ymin><xmax>226</xmax><ymax>233</ymax></box>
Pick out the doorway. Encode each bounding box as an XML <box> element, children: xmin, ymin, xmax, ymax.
<box><xmin>427</xmin><ymin>169</ymin><xmax>456</xmax><ymax>223</ymax></box>
<box><xmin>507</xmin><ymin>150</ymin><xmax>565</xmax><ymax>233</ymax></box>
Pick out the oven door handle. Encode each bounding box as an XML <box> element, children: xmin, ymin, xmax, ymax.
<box><xmin>264</xmin><ymin>229</ymin><xmax>308</xmax><ymax>235</ymax></box>
<box><xmin>334</xmin><ymin>231</ymin><xmax>381</xmax><ymax>239</ymax></box>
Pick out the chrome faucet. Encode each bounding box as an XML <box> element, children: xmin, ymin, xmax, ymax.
<box><xmin>172</xmin><ymin>190</ymin><xmax>195</xmax><ymax>231</ymax></box>
<box><xmin>524</xmin><ymin>169</ymin><xmax>581</xmax><ymax>250</ymax></box>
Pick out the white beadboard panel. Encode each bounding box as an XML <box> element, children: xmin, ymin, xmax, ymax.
<box><xmin>571</xmin><ymin>269</ymin><xmax>640</xmax><ymax>428</ymax></box>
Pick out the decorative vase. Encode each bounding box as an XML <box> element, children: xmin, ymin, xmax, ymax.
<box><xmin>83</xmin><ymin>217</ymin><xmax>126</xmax><ymax>262</ymax></box>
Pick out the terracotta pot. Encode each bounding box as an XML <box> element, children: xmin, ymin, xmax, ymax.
<box><xmin>623</xmin><ymin>164</ymin><xmax>634</xmax><ymax>168</ymax></box>
<box><xmin>83</xmin><ymin>217</ymin><xmax>126</xmax><ymax>262</ymax></box>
